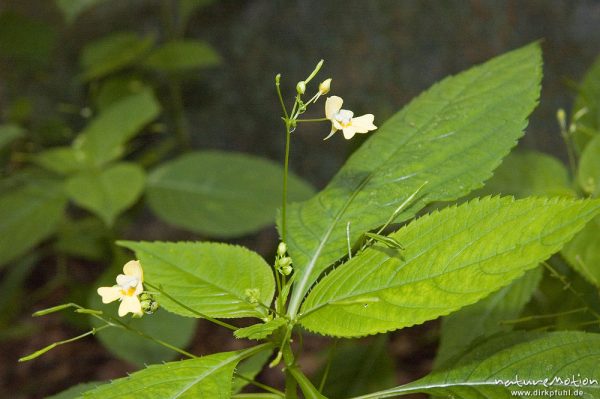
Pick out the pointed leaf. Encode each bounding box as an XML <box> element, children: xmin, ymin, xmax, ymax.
<box><xmin>299</xmin><ymin>196</ymin><xmax>600</xmax><ymax>337</ymax></box>
<box><xmin>573</xmin><ymin>55</ymin><xmax>600</xmax><ymax>153</ymax></box>
<box><xmin>146</xmin><ymin>151</ymin><xmax>315</xmax><ymax>238</ymax></box>
<box><xmin>66</xmin><ymin>162</ymin><xmax>145</xmax><ymax>225</ymax></box>
<box><xmin>284</xmin><ymin>43</ymin><xmax>543</xmax><ymax>314</ymax></box>
<box><xmin>435</xmin><ymin>267</ymin><xmax>542</xmax><ymax>367</ymax></box>
<box><xmin>119</xmin><ymin>241</ymin><xmax>275</xmax><ymax>319</ymax></box>
<box><xmin>142</xmin><ymin>40</ymin><xmax>220</xmax><ymax>72</ymax></box>
<box><xmin>234</xmin><ymin>318</ymin><xmax>286</xmax><ymax>340</ymax></box>
<box><xmin>374</xmin><ymin>331</ymin><xmax>600</xmax><ymax>398</ymax></box>
<box><xmin>82</xmin><ymin>345</ymin><xmax>269</xmax><ymax>398</ymax></box>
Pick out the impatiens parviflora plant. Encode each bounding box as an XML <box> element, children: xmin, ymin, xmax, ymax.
<box><xmin>22</xmin><ymin>43</ymin><xmax>600</xmax><ymax>398</ymax></box>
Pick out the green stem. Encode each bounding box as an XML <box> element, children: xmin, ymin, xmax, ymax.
<box><xmin>145</xmin><ymin>282</ymin><xmax>238</xmax><ymax>331</ymax></box>
<box><xmin>169</xmin><ymin>80</ymin><xmax>192</xmax><ymax>150</ymax></box>
<box><xmin>295</xmin><ymin>118</ymin><xmax>328</xmax><ymax>123</ymax></box>
<box><xmin>281</xmin><ymin>123</ymin><xmax>291</xmax><ymax>243</ymax></box>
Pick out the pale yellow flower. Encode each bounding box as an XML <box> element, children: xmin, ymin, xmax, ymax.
<box><xmin>324</xmin><ymin>96</ymin><xmax>377</xmax><ymax>140</ymax></box>
<box><xmin>97</xmin><ymin>260</ymin><xmax>144</xmax><ymax>317</ymax></box>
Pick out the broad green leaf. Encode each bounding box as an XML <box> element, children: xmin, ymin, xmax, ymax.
<box><xmin>373</xmin><ymin>331</ymin><xmax>600</xmax><ymax>398</ymax></box>
<box><xmin>82</xmin><ymin>345</ymin><xmax>269</xmax><ymax>398</ymax></box>
<box><xmin>73</xmin><ymin>90</ymin><xmax>160</xmax><ymax>167</ymax></box>
<box><xmin>142</xmin><ymin>40</ymin><xmax>220</xmax><ymax>72</ymax></box>
<box><xmin>299</xmin><ymin>196</ymin><xmax>600</xmax><ymax>337</ymax></box>
<box><xmin>562</xmin><ymin>215</ymin><xmax>600</xmax><ymax>287</ymax></box>
<box><xmin>119</xmin><ymin>241</ymin><xmax>276</xmax><ymax>319</ymax></box>
<box><xmin>0</xmin><ymin>180</ymin><xmax>66</xmax><ymax>268</ymax></box>
<box><xmin>234</xmin><ymin>318</ymin><xmax>286</xmax><ymax>340</ymax></box>
<box><xmin>317</xmin><ymin>336</ymin><xmax>395</xmax><ymax>398</ymax></box>
<box><xmin>55</xmin><ymin>0</ymin><xmax>107</xmax><ymax>24</ymax></box>
<box><xmin>33</xmin><ymin>146</ymin><xmax>83</xmax><ymax>175</ymax></box>
<box><xmin>80</xmin><ymin>32</ymin><xmax>154</xmax><ymax>81</ymax></box>
<box><xmin>46</xmin><ymin>382</ymin><xmax>103</xmax><ymax>399</ymax></box>
<box><xmin>66</xmin><ymin>162</ymin><xmax>146</xmax><ymax>225</ymax></box>
<box><xmin>93</xmin><ymin>76</ymin><xmax>150</xmax><ymax>111</ymax></box>
<box><xmin>284</xmin><ymin>43</ymin><xmax>543</xmax><ymax>315</ymax></box>
<box><xmin>231</xmin><ymin>349</ymin><xmax>273</xmax><ymax>394</ymax></box>
<box><xmin>146</xmin><ymin>151</ymin><xmax>315</xmax><ymax>238</ymax></box>
<box><xmin>573</xmin><ymin>55</ymin><xmax>600</xmax><ymax>153</ymax></box>
<box><xmin>477</xmin><ymin>151</ymin><xmax>574</xmax><ymax>198</ymax></box>
<box><xmin>89</xmin><ymin>268</ymin><xmax>196</xmax><ymax>367</ymax></box>
<box><xmin>0</xmin><ymin>124</ymin><xmax>25</xmax><ymax>150</ymax></box>
<box><xmin>435</xmin><ymin>267</ymin><xmax>542</xmax><ymax>367</ymax></box>
<box><xmin>578</xmin><ymin>135</ymin><xmax>600</xmax><ymax>197</ymax></box>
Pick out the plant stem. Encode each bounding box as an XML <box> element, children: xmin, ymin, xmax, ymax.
<box><xmin>145</xmin><ymin>282</ymin><xmax>238</xmax><ymax>331</ymax></box>
<box><xmin>281</xmin><ymin>124</ymin><xmax>291</xmax><ymax>243</ymax></box>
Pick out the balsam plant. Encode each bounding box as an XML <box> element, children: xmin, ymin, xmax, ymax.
<box><xmin>23</xmin><ymin>43</ymin><xmax>600</xmax><ymax>398</ymax></box>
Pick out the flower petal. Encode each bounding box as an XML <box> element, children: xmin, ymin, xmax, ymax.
<box><xmin>123</xmin><ymin>260</ymin><xmax>143</xmax><ymax>282</ymax></box>
<box><xmin>323</xmin><ymin>125</ymin><xmax>338</xmax><ymax>140</ymax></box>
<box><xmin>342</xmin><ymin>126</ymin><xmax>358</xmax><ymax>140</ymax></box>
<box><xmin>119</xmin><ymin>295</ymin><xmax>143</xmax><ymax>317</ymax></box>
<box><xmin>325</xmin><ymin>96</ymin><xmax>343</xmax><ymax>120</ymax></box>
<box><xmin>97</xmin><ymin>286</ymin><xmax>122</xmax><ymax>304</ymax></box>
<box><xmin>351</xmin><ymin>114</ymin><xmax>377</xmax><ymax>133</ymax></box>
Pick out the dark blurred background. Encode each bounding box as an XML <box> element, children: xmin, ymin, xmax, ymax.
<box><xmin>1</xmin><ymin>1</ymin><xmax>599</xmax><ymax>397</ymax></box>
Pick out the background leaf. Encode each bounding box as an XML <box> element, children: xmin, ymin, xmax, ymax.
<box><xmin>379</xmin><ymin>331</ymin><xmax>600</xmax><ymax>398</ymax></box>
<box><xmin>0</xmin><ymin>11</ymin><xmax>57</xmax><ymax>67</ymax></box>
<box><xmin>73</xmin><ymin>90</ymin><xmax>160</xmax><ymax>167</ymax></box>
<box><xmin>55</xmin><ymin>0</ymin><xmax>107</xmax><ymax>24</ymax></box>
<box><xmin>119</xmin><ymin>241</ymin><xmax>276</xmax><ymax>319</ymax></box>
<box><xmin>578</xmin><ymin>135</ymin><xmax>600</xmax><ymax>196</ymax></box>
<box><xmin>0</xmin><ymin>123</ymin><xmax>25</xmax><ymax>151</ymax></box>
<box><xmin>33</xmin><ymin>146</ymin><xmax>83</xmax><ymax>175</ymax></box>
<box><xmin>562</xmin><ymin>215</ymin><xmax>600</xmax><ymax>287</ymax></box>
<box><xmin>46</xmin><ymin>382</ymin><xmax>103</xmax><ymax>399</ymax></box>
<box><xmin>142</xmin><ymin>40</ymin><xmax>220</xmax><ymax>72</ymax></box>
<box><xmin>299</xmin><ymin>196</ymin><xmax>600</xmax><ymax>337</ymax></box>
<box><xmin>82</xmin><ymin>345</ymin><xmax>267</xmax><ymax>398</ymax></box>
<box><xmin>80</xmin><ymin>32</ymin><xmax>154</xmax><ymax>81</ymax></box>
<box><xmin>435</xmin><ymin>267</ymin><xmax>542</xmax><ymax>367</ymax></box>
<box><xmin>0</xmin><ymin>180</ymin><xmax>66</xmax><ymax>268</ymax></box>
<box><xmin>66</xmin><ymin>162</ymin><xmax>146</xmax><ymax>226</ymax></box>
<box><xmin>146</xmin><ymin>151</ymin><xmax>315</xmax><ymax>238</ymax></box>
<box><xmin>284</xmin><ymin>43</ymin><xmax>543</xmax><ymax>313</ymax></box>
<box><xmin>573</xmin><ymin>55</ymin><xmax>600</xmax><ymax>153</ymax></box>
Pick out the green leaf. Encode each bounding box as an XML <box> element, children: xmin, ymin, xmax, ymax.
<box><xmin>179</xmin><ymin>0</ymin><xmax>216</xmax><ymax>28</ymax></box>
<box><xmin>82</xmin><ymin>345</ymin><xmax>269</xmax><ymax>398</ymax></box>
<box><xmin>562</xmin><ymin>215</ymin><xmax>600</xmax><ymax>287</ymax></box>
<box><xmin>118</xmin><ymin>241</ymin><xmax>276</xmax><ymax>319</ymax></box>
<box><xmin>478</xmin><ymin>151</ymin><xmax>574</xmax><ymax>198</ymax></box>
<box><xmin>435</xmin><ymin>267</ymin><xmax>542</xmax><ymax>367</ymax></box>
<box><xmin>80</xmin><ymin>32</ymin><xmax>154</xmax><ymax>81</ymax></box>
<box><xmin>234</xmin><ymin>318</ymin><xmax>286</xmax><ymax>340</ymax></box>
<box><xmin>55</xmin><ymin>0</ymin><xmax>107</xmax><ymax>24</ymax></box>
<box><xmin>317</xmin><ymin>336</ymin><xmax>395</xmax><ymax>398</ymax></box>
<box><xmin>299</xmin><ymin>196</ymin><xmax>600</xmax><ymax>337</ymax></box>
<box><xmin>46</xmin><ymin>382</ymin><xmax>103</xmax><ymax>399</ymax></box>
<box><xmin>93</xmin><ymin>76</ymin><xmax>150</xmax><ymax>111</ymax></box>
<box><xmin>573</xmin><ymin>55</ymin><xmax>600</xmax><ymax>153</ymax></box>
<box><xmin>0</xmin><ymin>124</ymin><xmax>25</xmax><ymax>151</ymax></box>
<box><xmin>374</xmin><ymin>331</ymin><xmax>600</xmax><ymax>398</ymax></box>
<box><xmin>0</xmin><ymin>180</ymin><xmax>66</xmax><ymax>268</ymax></box>
<box><xmin>146</xmin><ymin>151</ymin><xmax>315</xmax><ymax>238</ymax></box>
<box><xmin>73</xmin><ymin>90</ymin><xmax>160</xmax><ymax>167</ymax></box>
<box><xmin>0</xmin><ymin>11</ymin><xmax>57</xmax><ymax>67</ymax></box>
<box><xmin>66</xmin><ymin>162</ymin><xmax>146</xmax><ymax>225</ymax></box>
<box><xmin>578</xmin><ymin>135</ymin><xmax>600</xmax><ymax>197</ymax></box>
<box><xmin>33</xmin><ymin>146</ymin><xmax>83</xmax><ymax>175</ymax></box>
<box><xmin>89</xmin><ymin>269</ymin><xmax>197</xmax><ymax>367</ymax></box>
<box><xmin>54</xmin><ymin>217</ymin><xmax>108</xmax><ymax>261</ymax></box>
<box><xmin>142</xmin><ymin>40</ymin><xmax>220</xmax><ymax>73</ymax></box>
<box><xmin>284</xmin><ymin>43</ymin><xmax>543</xmax><ymax>315</ymax></box>
<box><xmin>231</xmin><ymin>349</ymin><xmax>273</xmax><ymax>394</ymax></box>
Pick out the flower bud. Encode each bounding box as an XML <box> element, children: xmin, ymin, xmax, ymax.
<box><xmin>319</xmin><ymin>78</ymin><xmax>332</xmax><ymax>95</ymax></box>
<box><xmin>296</xmin><ymin>81</ymin><xmax>306</xmax><ymax>95</ymax></box>
<box><xmin>277</xmin><ymin>242</ymin><xmax>287</xmax><ymax>257</ymax></box>
<box><xmin>278</xmin><ymin>256</ymin><xmax>292</xmax><ymax>268</ymax></box>
<box><xmin>281</xmin><ymin>265</ymin><xmax>293</xmax><ymax>276</ymax></box>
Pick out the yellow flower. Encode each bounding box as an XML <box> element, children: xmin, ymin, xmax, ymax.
<box><xmin>97</xmin><ymin>260</ymin><xmax>144</xmax><ymax>317</ymax></box>
<box><xmin>324</xmin><ymin>96</ymin><xmax>377</xmax><ymax>140</ymax></box>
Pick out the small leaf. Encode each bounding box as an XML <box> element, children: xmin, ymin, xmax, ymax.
<box><xmin>33</xmin><ymin>146</ymin><xmax>83</xmax><ymax>175</ymax></box>
<box><xmin>142</xmin><ymin>40</ymin><xmax>220</xmax><ymax>72</ymax></box>
<box><xmin>562</xmin><ymin>215</ymin><xmax>600</xmax><ymax>287</ymax></box>
<box><xmin>573</xmin><ymin>55</ymin><xmax>600</xmax><ymax>153</ymax></box>
<box><xmin>379</xmin><ymin>331</ymin><xmax>600</xmax><ymax>398</ymax></box>
<box><xmin>80</xmin><ymin>32</ymin><xmax>154</xmax><ymax>81</ymax></box>
<box><xmin>119</xmin><ymin>241</ymin><xmax>276</xmax><ymax>319</ymax></box>
<box><xmin>299</xmin><ymin>196</ymin><xmax>600</xmax><ymax>337</ymax></box>
<box><xmin>284</xmin><ymin>43</ymin><xmax>543</xmax><ymax>313</ymax></box>
<box><xmin>146</xmin><ymin>151</ymin><xmax>315</xmax><ymax>238</ymax></box>
<box><xmin>0</xmin><ymin>124</ymin><xmax>25</xmax><ymax>151</ymax></box>
<box><xmin>66</xmin><ymin>162</ymin><xmax>146</xmax><ymax>225</ymax></box>
<box><xmin>578</xmin><ymin>135</ymin><xmax>600</xmax><ymax>197</ymax></box>
<box><xmin>0</xmin><ymin>180</ymin><xmax>66</xmax><ymax>268</ymax></box>
<box><xmin>82</xmin><ymin>345</ymin><xmax>269</xmax><ymax>398</ymax></box>
<box><xmin>435</xmin><ymin>267</ymin><xmax>542</xmax><ymax>367</ymax></box>
<box><xmin>54</xmin><ymin>217</ymin><xmax>108</xmax><ymax>261</ymax></box>
<box><xmin>234</xmin><ymin>318</ymin><xmax>286</xmax><ymax>340</ymax></box>
<box><xmin>73</xmin><ymin>90</ymin><xmax>160</xmax><ymax>167</ymax></box>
